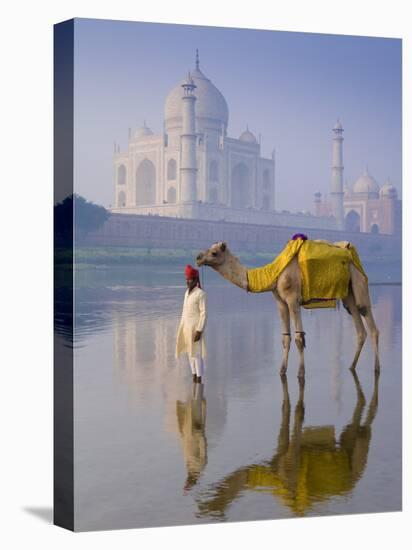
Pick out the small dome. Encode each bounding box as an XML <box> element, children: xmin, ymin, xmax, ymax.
<box><xmin>353</xmin><ymin>168</ymin><xmax>380</xmax><ymax>197</ymax></box>
<box><xmin>380</xmin><ymin>180</ymin><xmax>398</xmax><ymax>199</ymax></box>
<box><xmin>239</xmin><ymin>128</ymin><xmax>257</xmax><ymax>143</ymax></box>
<box><xmin>333</xmin><ymin>119</ymin><xmax>343</xmax><ymax>131</ymax></box>
<box><xmin>135</xmin><ymin>122</ymin><xmax>153</xmax><ymax>139</ymax></box>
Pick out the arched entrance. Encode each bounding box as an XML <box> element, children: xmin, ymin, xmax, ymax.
<box><xmin>262</xmin><ymin>194</ymin><xmax>270</xmax><ymax>210</ymax></box>
<box><xmin>118</xmin><ymin>190</ymin><xmax>126</xmax><ymax>207</ymax></box>
<box><xmin>136</xmin><ymin>159</ymin><xmax>156</xmax><ymax>205</ymax></box>
<box><xmin>167</xmin><ymin>159</ymin><xmax>176</xmax><ymax>181</ymax></box>
<box><xmin>231</xmin><ymin>163</ymin><xmax>250</xmax><ymax>208</ymax></box>
<box><xmin>208</xmin><ymin>187</ymin><xmax>218</xmax><ymax>203</ymax></box>
<box><xmin>345</xmin><ymin>210</ymin><xmax>361</xmax><ymax>232</ymax></box>
<box><xmin>117</xmin><ymin>164</ymin><xmax>126</xmax><ymax>185</ymax></box>
<box><xmin>263</xmin><ymin>169</ymin><xmax>270</xmax><ymax>190</ymax></box>
<box><xmin>370</xmin><ymin>223</ymin><xmax>379</xmax><ymax>234</ymax></box>
<box><xmin>209</xmin><ymin>160</ymin><xmax>219</xmax><ymax>182</ymax></box>
<box><xmin>167</xmin><ymin>186</ymin><xmax>176</xmax><ymax>203</ymax></box>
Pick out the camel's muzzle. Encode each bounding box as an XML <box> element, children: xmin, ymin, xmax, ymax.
<box><xmin>196</xmin><ymin>252</ymin><xmax>204</xmax><ymax>266</ymax></box>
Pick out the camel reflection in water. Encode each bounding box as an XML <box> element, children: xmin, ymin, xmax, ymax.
<box><xmin>197</xmin><ymin>371</ymin><xmax>379</xmax><ymax>518</ymax></box>
<box><xmin>176</xmin><ymin>383</ymin><xmax>208</xmax><ymax>492</ymax></box>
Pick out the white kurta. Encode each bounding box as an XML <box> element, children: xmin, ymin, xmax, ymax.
<box><xmin>176</xmin><ymin>384</ymin><xmax>207</xmax><ymax>480</ymax></box>
<box><xmin>175</xmin><ymin>287</ymin><xmax>207</xmax><ymax>359</ymax></box>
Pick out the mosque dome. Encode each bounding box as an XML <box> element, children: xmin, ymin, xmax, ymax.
<box><xmin>239</xmin><ymin>128</ymin><xmax>257</xmax><ymax>143</ymax></box>
<box><xmin>135</xmin><ymin>122</ymin><xmax>153</xmax><ymax>139</ymax></box>
<box><xmin>353</xmin><ymin>168</ymin><xmax>380</xmax><ymax>197</ymax></box>
<box><xmin>379</xmin><ymin>180</ymin><xmax>398</xmax><ymax>199</ymax></box>
<box><xmin>164</xmin><ymin>55</ymin><xmax>229</xmax><ymax>131</ymax></box>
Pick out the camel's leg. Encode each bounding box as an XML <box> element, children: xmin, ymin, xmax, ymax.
<box><xmin>287</xmin><ymin>296</ymin><xmax>305</xmax><ymax>379</ymax></box>
<box><xmin>273</xmin><ymin>292</ymin><xmax>291</xmax><ymax>375</ymax></box>
<box><xmin>342</xmin><ymin>291</ymin><xmax>367</xmax><ymax>370</ymax></box>
<box><xmin>363</xmin><ymin>308</ymin><xmax>380</xmax><ymax>373</ymax></box>
<box><xmin>349</xmin><ymin>264</ymin><xmax>380</xmax><ymax>372</ymax></box>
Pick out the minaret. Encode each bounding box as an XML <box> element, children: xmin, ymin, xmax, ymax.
<box><xmin>331</xmin><ymin>119</ymin><xmax>345</xmax><ymax>230</ymax></box>
<box><xmin>314</xmin><ymin>192</ymin><xmax>322</xmax><ymax>216</ymax></box>
<box><xmin>180</xmin><ymin>72</ymin><xmax>197</xmax><ymax>202</ymax></box>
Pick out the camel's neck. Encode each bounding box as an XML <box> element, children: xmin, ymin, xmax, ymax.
<box><xmin>213</xmin><ymin>253</ymin><xmax>248</xmax><ymax>290</ymax></box>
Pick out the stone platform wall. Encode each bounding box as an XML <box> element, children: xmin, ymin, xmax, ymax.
<box><xmin>77</xmin><ymin>213</ymin><xmax>401</xmax><ymax>259</ymax></box>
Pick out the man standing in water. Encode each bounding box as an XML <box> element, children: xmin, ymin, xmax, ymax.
<box><xmin>176</xmin><ymin>265</ymin><xmax>207</xmax><ymax>383</ymax></box>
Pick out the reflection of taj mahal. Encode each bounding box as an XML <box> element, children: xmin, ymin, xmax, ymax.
<box><xmin>112</xmin><ymin>51</ymin><xmax>400</xmax><ymax>234</ymax></box>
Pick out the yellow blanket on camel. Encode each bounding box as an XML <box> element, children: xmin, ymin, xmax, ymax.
<box><xmin>247</xmin><ymin>239</ymin><xmax>367</xmax><ymax>309</ymax></box>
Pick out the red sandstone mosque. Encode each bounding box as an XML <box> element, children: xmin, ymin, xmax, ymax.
<box><xmin>314</xmin><ymin>121</ymin><xmax>401</xmax><ymax>235</ymax></box>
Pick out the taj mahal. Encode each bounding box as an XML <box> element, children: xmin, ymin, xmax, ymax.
<box><xmin>112</xmin><ymin>51</ymin><xmax>400</xmax><ymax>235</ymax></box>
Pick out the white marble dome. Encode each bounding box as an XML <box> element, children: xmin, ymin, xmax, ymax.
<box><xmin>135</xmin><ymin>122</ymin><xmax>153</xmax><ymax>139</ymax></box>
<box><xmin>164</xmin><ymin>66</ymin><xmax>229</xmax><ymax>131</ymax></box>
<box><xmin>379</xmin><ymin>180</ymin><xmax>398</xmax><ymax>199</ymax></box>
<box><xmin>353</xmin><ymin>169</ymin><xmax>380</xmax><ymax>196</ymax></box>
<box><xmin>239</xmin><ymin>128</ymin><xmax>257</xmax><ymax>143</ymax></box>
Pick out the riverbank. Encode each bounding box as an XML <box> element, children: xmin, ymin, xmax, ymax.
<box><xmin>54</xmin><ymin>245</ymin><xmax>401</xmax><ymax>286</ymax></box>
<box><xmin>56</xmin><ymin>245</ymin><xmax>283</xmax><ymax>268</ymax></box>
<box><xmin>57</xmin><ymin>244</ymin><xmax>401</xmax><ymax>268</ymax></box>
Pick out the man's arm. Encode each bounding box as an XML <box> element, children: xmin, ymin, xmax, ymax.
<box><xmin>194</xmin><ymin>292</ymin><xmax>207</xmax><ymax>341</ymax></box>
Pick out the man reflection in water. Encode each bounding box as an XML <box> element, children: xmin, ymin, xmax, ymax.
<box><xmin>176</xmin><ymin>383</ymin><xmax>207</xmax><ymax>492</ymax></box>
<box><xmin>175</xmin><ymin>265</ymin><xmax>207</xmax><ymax>383</ymax></box>
<box><xmin>197</xmin><ymin>371</ymin><xmax>379</xmax><ymax>517</ymax></box>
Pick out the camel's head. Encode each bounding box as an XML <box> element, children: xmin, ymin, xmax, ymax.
<box><xmin>196</xmin><ymin>242</ymin><xmax>228</xmax><ymax>267</ymax></box>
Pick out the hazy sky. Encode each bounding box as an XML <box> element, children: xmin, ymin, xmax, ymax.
<box><xmin>73</xmin><ymin>18</ymin><xmax>401</xmax><ymax>212</ymax></box>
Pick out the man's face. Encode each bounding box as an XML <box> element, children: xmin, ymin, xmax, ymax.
<box><xmin>186</xmin><ymin>278</ymin><xmax>197</xmax><ymax>291</ymax></box>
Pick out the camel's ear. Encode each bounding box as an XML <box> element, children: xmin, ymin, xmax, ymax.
<box><xmin>220</xmin><ymin>242</ymin><xmax>227</xmax><ymax>251</ymax></box>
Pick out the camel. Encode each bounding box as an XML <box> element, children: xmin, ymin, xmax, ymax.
<box><xmin>196</xmin><ymin>241</ymin><xmax>380</xmax><ymax>378</ymax></box>
<box><xmin>195</xmin><ymin>371</ymin><xmax>379</xmax><ymax>518</ymax></box>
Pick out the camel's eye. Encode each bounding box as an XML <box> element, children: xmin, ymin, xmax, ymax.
<box><xmin>212</xmin><ymin>252</ymin><xmax>218</xmax><ymax>257</ymax></box>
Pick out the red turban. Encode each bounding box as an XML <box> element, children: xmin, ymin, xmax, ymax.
<box><xmin>185</xmin><ymin>264</ymin><xmax>199</xmax><ymax>280</ymax></box>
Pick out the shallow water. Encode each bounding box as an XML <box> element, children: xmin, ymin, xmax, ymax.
<box><xmin>65</xmin><ymin>267</ymin><xmax>402</xmax><ymax>531</ymax></box>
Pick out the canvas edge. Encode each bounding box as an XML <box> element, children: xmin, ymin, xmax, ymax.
<box><xmin>53</xmin><ymin>18</ymin><xmax>75</xmax><ymax>532</ymax></box>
